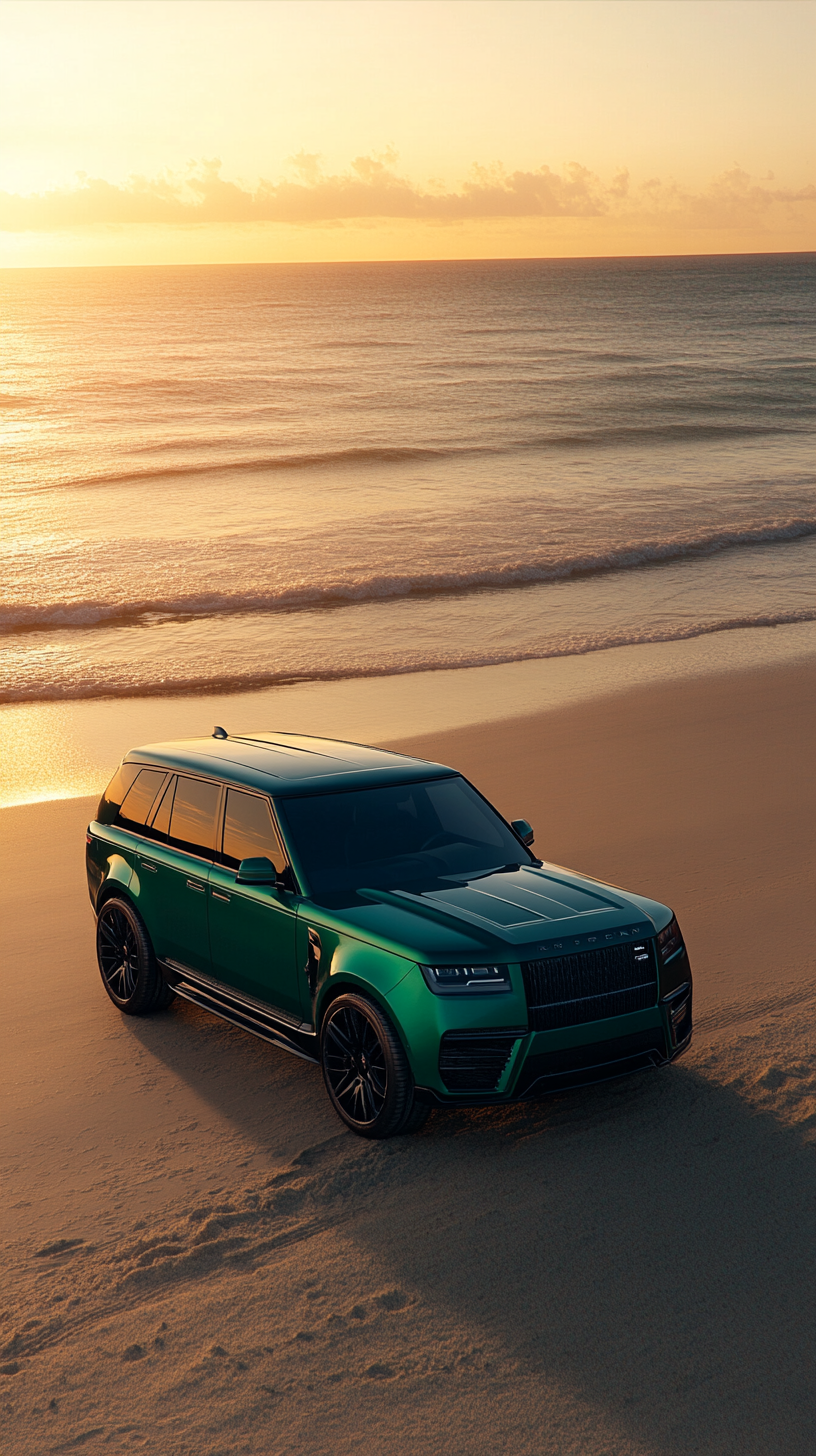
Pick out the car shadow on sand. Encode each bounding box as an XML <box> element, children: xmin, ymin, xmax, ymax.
<box><xmin>126</xmin><ymin>998</ymin><xmax>814</xmax><ymax>1455</ymax></box>
<box><xmin>352</xmin><ymin>1051</ymin><xmax>815</xmax><ymax>1456</ymax></box>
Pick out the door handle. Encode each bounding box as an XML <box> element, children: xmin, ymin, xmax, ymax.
<box><xmin>140</xmin><ymin>860</ymin><xmax>158</xmax><ymax>873</ymax></box>
<box><xmin>186</xmin><ymin>879</ymin><xmax>206</xmax><ymax>893</ymax></box>
<box><xmin>211</xmin><ymin>890</ymin><xmax>231</xmax><ymax>903</ymax></box>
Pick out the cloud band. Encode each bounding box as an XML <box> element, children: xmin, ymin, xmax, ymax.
<box><xmin>2</xmin><ymin>156</ymin><xmax>814</xmax><ymax>232</ymax></box>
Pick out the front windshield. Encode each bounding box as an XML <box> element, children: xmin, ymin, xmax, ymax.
<box><xmin>279</xmin><ymin>775</ymin><xmax>532</xmax><ymax>896</ymax></box>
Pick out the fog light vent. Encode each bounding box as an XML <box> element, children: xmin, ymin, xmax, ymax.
<box><xmin>438</xmin><ymin>1030</ymin><xmax>523</xmax><ymax>1092</ymax></box>
<box><xmin>662</xmin><ymin>982</ymin><xmax>692</xmax><ymax>1048</ymax></box>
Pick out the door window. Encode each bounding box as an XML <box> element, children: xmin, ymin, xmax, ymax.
<box><xmin>168</xmin><ymin>776</ymin><xmax>220</xmax><ymax>858</ymax></box>
<box><xmin>221</xmin><ymin>789</ymin><xmax>286</xmax><ymax>872</ymax></box>
<box><xmin>116</xmin><ymin>768</ymin><xmax>168</xmax><ymax>832</ymax></box>
<box><xmin>149</xmin><ymin>775</ymin><xmax>176</xmax><ymax>839</ymax></box>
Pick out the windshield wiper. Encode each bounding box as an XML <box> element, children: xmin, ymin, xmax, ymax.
<box><xmin>441</xmin><ymin>861</ymin><xmax>523</xmax><ymax>883</ymax></box>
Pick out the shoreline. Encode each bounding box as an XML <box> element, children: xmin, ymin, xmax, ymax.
<box><xmin>2</xmin><ymin>617</ymin><xmax>815</xmax><ymax>808</ymax></box>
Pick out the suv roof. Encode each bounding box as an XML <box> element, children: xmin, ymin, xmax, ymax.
<box><xmin>125</xmin><ymin>731</ymin><xmax>455</xmax><ymax>798</ymax></box>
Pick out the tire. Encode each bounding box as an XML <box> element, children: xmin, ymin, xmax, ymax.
<box><xmin>400</xmin><ymin>1098</ymin><xmax>431</xmax><ymax>1134</ymax></box>
<box><xmin>320</xmin><ymin>992</ymin><xmax>425</xmax><ymax>1139</ymax></box>
<box><xmin>96</xmin><ymin>895</ymin><xmax>175</xmax><ymax>1016</ymax></box>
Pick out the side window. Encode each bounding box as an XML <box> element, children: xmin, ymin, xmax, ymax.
<box><xmin>96</xmin><ymin>763</ymin><xmax>140</xmax><ymax>826</ymax></box>
<box><xmin>221</xmin><ymin>789</ymin><xmax>285</xmax><ymax>872</ymax></box>
<box><xmin>116</xmin><ymin>768</ymin><xmax>168</xmax><ymax>832</ymax></box>
<box><xmin>168</xmin><ymin>776</ymin><xmax>220</xmax><ymax>858</ymax></box>
<box><xmin>149</xmin><ymin>775</ymin><xmax>177</xmax><ymax>839</ymax></box>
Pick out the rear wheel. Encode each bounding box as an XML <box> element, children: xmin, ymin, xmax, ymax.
<box><xmin>320</xmin><ymin>993</ymin><xmax>428</xmax><ymax>1139</ymax></box>
<box><xmin>96</xmin><ymin>896</ymin><xmax>175</xmax><ymax>1015</ymax></box>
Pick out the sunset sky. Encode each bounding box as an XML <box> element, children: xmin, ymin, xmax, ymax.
<box><xmin>2</xmin><ymin>0</ymin><xmax>814</xmax><ymax>266</ymax></box>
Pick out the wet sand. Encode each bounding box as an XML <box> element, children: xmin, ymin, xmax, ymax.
<box><xmin>1</xmin><ymin>659</ymin><xmax>814</xmax><ymax>1454</ymax></box>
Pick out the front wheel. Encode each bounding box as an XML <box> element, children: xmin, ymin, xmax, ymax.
<box><xmin>96</xmin><ymin>896</ymin><xmax>175</xmax><ymax>1015</ymax></box>
<box><xmin>320</xmin><ymin>993</ymin><xmax>429</xmax><ymax>1139</ymax></box>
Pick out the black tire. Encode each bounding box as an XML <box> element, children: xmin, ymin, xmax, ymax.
<box><xmin>96</xmin><ymin>896</ymin><xmax>175</xmax><ymax>1016</ymax></box>
<box><xmin>320</xmin><ymin>992</ymin><xmax>424</xmax><ymax>1139</ymax></box>
<box><xmin>400</xmin><ymin>1098</ymin><xmax>431</xmax><ymax>1134</ymax></box>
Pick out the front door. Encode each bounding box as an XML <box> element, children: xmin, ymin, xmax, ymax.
<box><xmin>208</xmin><ymin>787</ymin><xmax>302</xmax><ymax>1021</ymax></box>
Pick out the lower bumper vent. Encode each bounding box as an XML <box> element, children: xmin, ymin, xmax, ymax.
<box><xmin>663</xmin><ymin>982</ymin><xmax>692</xmax><ymax>1047</ymax></box>
<box><xmin>439</xmin><ymin>1030</ymin><xmax>523</xmax><ymax>1092</ymax></box>
<box><xmin>518</xmin><ymin>1027</ymin><xmax>669</xmax><ymax>1097</ymax></box>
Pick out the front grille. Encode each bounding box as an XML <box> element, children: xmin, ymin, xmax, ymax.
<box><xmin>522</xmin><ymin>941</ymin><xmax>657</xmax><ymax>1030</ymax></box>
<box><xmin>439</xmin><ymin>1030</ymin><xmax>522</xmax><ymax>1092</ymax></box>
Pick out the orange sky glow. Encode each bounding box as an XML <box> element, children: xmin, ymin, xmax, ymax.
<box><xmin>1</xmin><ymin>0</ymin><xmax>814</xmax><ymax>266</ymax></box>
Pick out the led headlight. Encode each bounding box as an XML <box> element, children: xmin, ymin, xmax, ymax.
<box><xmin>419</xmin><ymin>963</ymin><xmax>512</xmax><ymax>995</ymax></box>
<box><xmin>656</xmin><ymin>917</ymin><xmax>684</xmax><ymax>963</ymax></box>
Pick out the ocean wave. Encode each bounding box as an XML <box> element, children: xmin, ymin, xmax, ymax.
<box><xmin>22</xmin><ymin>445</ymin><xmax>467</xmax><ymax>490</ymax></box>
<box><xmin>16</xmin><ymin>420</ymin><xmax>810</xmax><ymax>491</ymax></box>
<box><xmin>2</xmin><ymin>610</ymin><xmax>814</xmax><ymax>704</ymax></box>
<box><xmin>3</xmin><ymin>515</ymin><xmax>816</xmax><ymax>634</ymax></box>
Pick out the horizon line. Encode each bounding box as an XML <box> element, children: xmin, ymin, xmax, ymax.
<box><xmin>2</xmin><ymin>247</ymin><xmax>815</xmax><ymax>274</ymax></box>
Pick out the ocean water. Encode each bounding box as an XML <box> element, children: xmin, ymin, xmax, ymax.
<box><xmin>2</xmin><ymin>253</ymin><xmax>814</xmax><ymax>704</ymax></box>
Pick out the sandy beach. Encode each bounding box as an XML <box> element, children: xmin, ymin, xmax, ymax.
<box><xmin>1</xmin><ymin>653</ymin><xmax>814</xmax><ymax>1455</ymax></box>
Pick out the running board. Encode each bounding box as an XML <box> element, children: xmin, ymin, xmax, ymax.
<box><xmin>163</xmin><ymin>967</ymin><xmax>319</xmax><ymax>1064</ymax></box>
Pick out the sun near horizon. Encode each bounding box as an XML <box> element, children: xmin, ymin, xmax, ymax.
<box><xmin>1</xmin><ymin>0</ymin><xmax>814</xmax><ymax>268</ymax></box>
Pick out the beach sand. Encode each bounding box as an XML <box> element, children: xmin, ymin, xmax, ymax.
<box><xmin>1</xmin><ymin>659</ymin><xmax>814</xmax><ymax>1454</ymax></box>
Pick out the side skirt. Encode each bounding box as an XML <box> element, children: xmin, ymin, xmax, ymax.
<box><xmin>160</xmin><ymin>962</ymin><xmax>319</xmax><ymax>1064</ymax></box>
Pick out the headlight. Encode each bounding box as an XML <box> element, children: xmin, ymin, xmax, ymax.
<box><xmin>419</xmin><ymin>963</ymin><xmax>512</xmax><ymax>995</ymax></box>
<box><xmin>656</xmin><ymin>917</ymin><xmax>684</xmax><ymax>963</ymax></box>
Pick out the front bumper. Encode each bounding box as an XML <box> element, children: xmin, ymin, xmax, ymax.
<box><xmin>411</xmin><ymin>978</ymin><xmax>693</xmax><ymax>1108</ymax></box>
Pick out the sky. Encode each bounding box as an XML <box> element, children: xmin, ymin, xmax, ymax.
<box><xmin>1</xmin><ymin>0</ymin><xmax>814</xmax><ymax>266</ymax></box>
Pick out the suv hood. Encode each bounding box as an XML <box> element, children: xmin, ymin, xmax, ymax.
<box><xmin>310</xmin><ymin>861</ymin><xmax>669</xmax><ymax>962</ymax></box>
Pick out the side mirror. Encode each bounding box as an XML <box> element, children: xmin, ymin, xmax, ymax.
<box><xmin>236</xmin><ymin>856</ymin><xmax>279</xmax><ymax>886</ymax></box>
<box><xmin>511</xmin><ymin>818</ymin><xmax>535</xmax><ymax>847</ymax></box>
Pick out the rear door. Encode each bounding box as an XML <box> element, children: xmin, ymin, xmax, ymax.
<box><xmin>137</xmin><ymin>774</ymin><xmax>221</xmax><ymax>976</ymax></box>
<box><xmin>208</xmin><ymin>788</ymin><xmax>303</xmax><ymax>1020</ymax></box>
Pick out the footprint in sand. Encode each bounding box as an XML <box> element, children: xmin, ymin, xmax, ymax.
<box><xmin>375</xmin><ymin>1289</ymin><xmax>408</xmax><ymax>1311</ymax></box>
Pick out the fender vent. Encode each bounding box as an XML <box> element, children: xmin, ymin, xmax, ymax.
<box><xmin>439</xmin><ymin>1030</ymin><xmax>523</xmax><ymax>1092</ymax></box>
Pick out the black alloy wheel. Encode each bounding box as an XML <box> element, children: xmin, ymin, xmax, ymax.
<box><xmin>320</xmin><ymin>992</ymin><xmax>428</xmax><ymax>1139</ymax></box>
<box><xmin>96</xmin><ymin>896</ymin><xmax>174</xmax><ymax>1015</ymax></box>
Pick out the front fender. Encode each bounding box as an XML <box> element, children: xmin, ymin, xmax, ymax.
<box><xmin>301</xmin><ymin>920</ymin><xmax>414</xmax><ymax>1031</ymax></box>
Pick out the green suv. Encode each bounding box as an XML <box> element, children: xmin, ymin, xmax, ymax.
<box><xmin>86</xmin><ymin>730</ymin><xmax>693</xmax><ymax>1137</ymax></box>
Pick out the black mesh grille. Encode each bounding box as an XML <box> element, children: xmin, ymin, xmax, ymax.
<box><xmin>522</xmin><ymin>941</ymin><xmax>657</xmax><ymax>1030</ymax></box>
<box><xmin>439</xmin><ymin>1030</ymin><xmax>522</xmax><ymax>1092</ymax></box>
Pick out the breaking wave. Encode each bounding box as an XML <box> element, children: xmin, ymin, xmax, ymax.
<box><xmin>2</xmin><ymin>610</ymin><xmax>814</xmax><ymax>704</ymax></box>
<box><xmin>4</xmin><ymin>514</ymin><xmax>815</xmax><ymax>634</ymax></box>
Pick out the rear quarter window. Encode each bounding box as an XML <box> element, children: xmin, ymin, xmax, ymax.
<box><xmin>116</xmin><ymin>768</ymin><xmax>169</xmax><ymax>832</ymax></box>
<box><xmin>96</xmin><ymin>763</ymin><xmax>141</xmax><ymax>826</ymax></box>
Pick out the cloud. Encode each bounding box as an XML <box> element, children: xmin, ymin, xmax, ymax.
<box><xmin>1</xmin><ymin>156</ymin><xmax>814</xmax><ymax>233</ymax></box>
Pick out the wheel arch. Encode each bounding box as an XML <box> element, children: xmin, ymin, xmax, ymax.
<box><xmin>96</xmin><ymin>876</ymin><xmax>137</xmax><ymax>914</ymax></box>
<box><xmin>93</xmin><ymin>850</ymin><xmax>136</xmax><ymax>914</ymax></box>
<box><xmin>314</xmin><ymin>971</ymin><xmax>420</xmax><ymax>1089</ymax></box>
<box><xmin>316</xmin><ymin>974</ymin><xmax>395</xmax><ymax>1033</ymax></box>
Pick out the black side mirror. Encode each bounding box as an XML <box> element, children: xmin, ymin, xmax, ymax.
<box><xmin>511</xmin><ymin>818</ymin><xmax>535</xmax><ymax>847</ymax></box>
<box><xmin>236</xmin><ymin>856</ymin><xmax>282</xmax><ymax>887</ymax></box>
